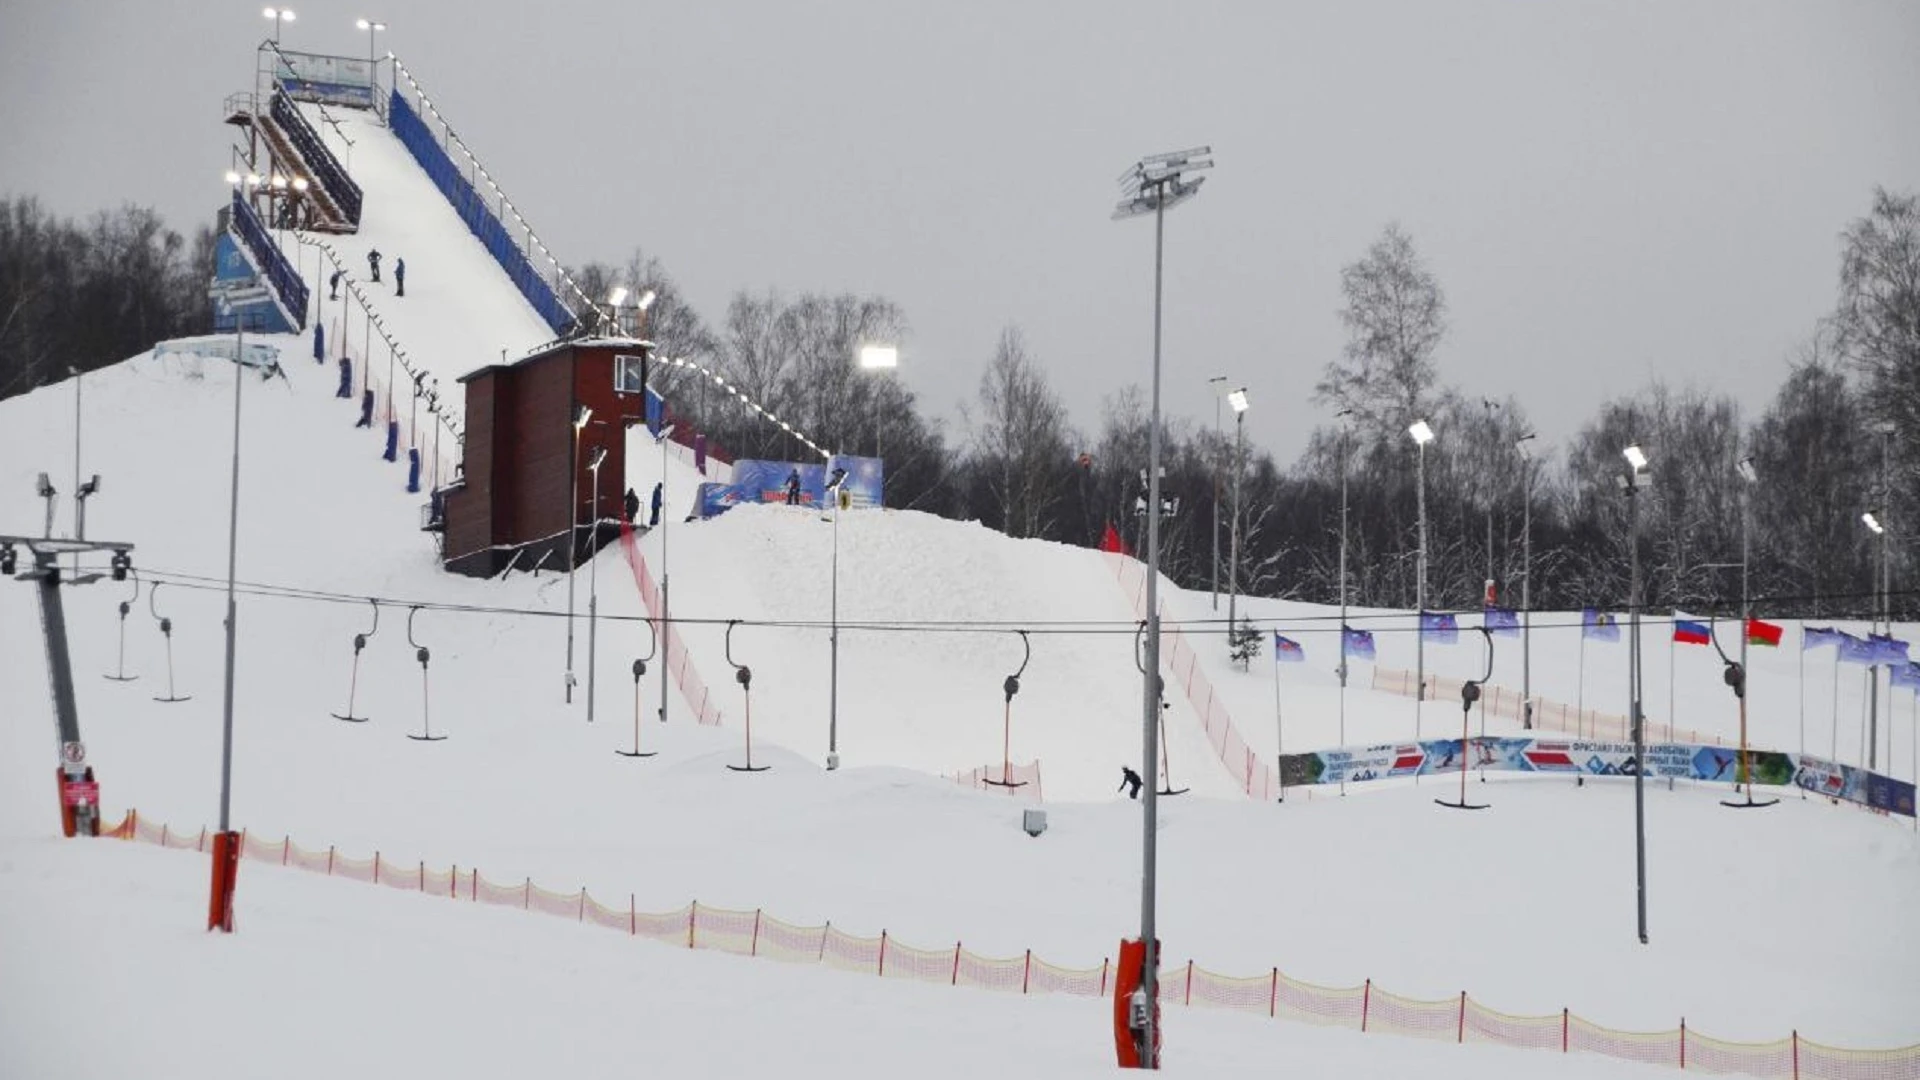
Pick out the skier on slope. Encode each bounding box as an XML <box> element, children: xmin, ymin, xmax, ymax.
<box><xmin>394</xmin><ymin>257</ymin><xmax>406</xmax><ymax>297</ymax></box>
<box><xmin>329</xmin><ymin>269</ymin><xmax>342</xmax><ymax>300</ymax></box>
<box><xmin>1119</xmin><ymin>766</ymin><xmax>1144</xmax><ymax>800</ymax></box>
<box><xmin>623</xmin><ymin>487</ymin><xmax>641</xmax><ymax>523</ymax></box>
<box><xmin>784</xmin><ymin>469</ymin><xmax>802</xmax><ymax>506</ymax></box>
<box><xmin>367</xmin><ymin>249</ymin><xmax>383</xmax><ymax>283</ymax></box>
<box><xmin>649</xmin><ymin>482</ymin><xmax>663</xmax><ymax>526</ymax></box>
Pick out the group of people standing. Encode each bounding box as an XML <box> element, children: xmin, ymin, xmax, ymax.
<box><xmin>328</xmin><ymin>248</ymin><xmax>407</xmax><ymax>301</ymax></box>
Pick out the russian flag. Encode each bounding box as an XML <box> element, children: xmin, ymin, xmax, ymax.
<box><xmin>1273</xmin><ymin>634</ymin><xmax>1306</xmax><ymax>663</ymax></box>
<box><xmin>1672</xmin><ymin>615</ymin><xmax>1711</xmax><ymax>646</ymax></box>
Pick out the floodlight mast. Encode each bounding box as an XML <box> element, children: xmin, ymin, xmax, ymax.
<box><xmin>1113</xmin><ymin>144</ymin><xmax>1212</xmax><ymax>1070</ymax></box>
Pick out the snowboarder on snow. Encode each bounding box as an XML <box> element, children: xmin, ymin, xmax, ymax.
<box><xmin>394</xmin><ymin>257</ymin><xmax>406</xmax><ymax>297</ymax></box>
<box><xmin>784</xmin><ymin>469</ymin><xmax>802</xmax><ymax>506</ymax></box>
<box><xmin>623</xmin><ymin>487</ymin><xmax>640</xmax><ymax>523</ymax></box>
<box><xmin>1119</xmin><ymin>766</ymin><xmax>1144</xmax><ymax>800</ymax></box>
<box><xmin>329</xmin><ymin>269</ymin><xmax>342</xmax><ymax>300</ymax></box>
<box><xmin>367</xmin><ymin>249</ymin><xmax>382</xmax><ymax>283</ymax></box>
<box><xmin>649</xmin><ymin>482</ymin><xmax>663</xmax><ymax>527</ymax></box>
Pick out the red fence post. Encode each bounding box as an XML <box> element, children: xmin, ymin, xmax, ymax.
<box><xmin>951</xmin><ymin>942</ymin><xmax>961</xmax><ymax>985</ymax></box>
<box><xmin>1022</xmin><ymin>949</ymin><xmax>1032</xmax><ymax>994</ymax></box>
<box><xmin>1458</xmin><ymin>991</ymin><xmax>1467</xmax><ymax>1043</ymax></box>
<box><xmin>752</xmin><ymin>910</ymin><xmax>762</xmax><ymax>957</ymax></box>
<box><xmin>1361</xmin><ymin>979</ymin><xmax>1371</xmax><ymax>1032</ymax></box>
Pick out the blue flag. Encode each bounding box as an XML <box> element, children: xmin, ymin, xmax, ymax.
<box><xmin>1582</xmin><ymin>608</ymin><xmax>1621</xmax><ymax>642</ymax></box>
<box><xmin>1892</xmin><ymin>663</ymin><xmax>1920</xmax><ymax>692</ymax></box>
<box><xmin>1273</xmin><ymin>634</ymin><xmax>1306</xmax><ymax>663</ymax></box>
<box><xmin>1837</xmin><ymin>632</ymin><xmax>1876</xmax><ymax>666</ymax></box>
<box><xmin>1484</xmin><ymin>606</ymin><xmax>1520</xmax><ymax>637</ymax></box>
<box><xmin>1802</xmin><ymin>626</ymin><xmax>1841</xmax><ymax>651</ymax></box>
<box><xmin>1868</xmin><ymin>633</ymin><xmax>1911</xmax><ymax>667</ymax></box>
<box><xmin>1342</xmin><ymin>625</ymin><xmax>1376</xmax><ymax>661</ymax></box>
<box><xmin>1419</xmin><ymin>610</ymin><xmax>1459</xmax><ymax>644</ymax></box>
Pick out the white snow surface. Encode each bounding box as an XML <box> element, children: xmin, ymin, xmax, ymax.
<box><xmin>2</xmin><ymin>343</ymin><xmax>1917</xmax><ymax>1078</ymax></box>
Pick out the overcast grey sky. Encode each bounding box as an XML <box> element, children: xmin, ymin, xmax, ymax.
<box><xmin>4</xmin><ymin>0</ymin><xmax>1917</xmax><ymax>466</ymax></box>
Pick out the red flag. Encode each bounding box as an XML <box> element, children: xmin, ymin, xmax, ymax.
<box><xmin>1098</xmin><ymin>522</ymin><xmax>1132</xmax><ymax>556</ymax></box>
<box><xmin>1746</xmin><ymin>617</ymin><xmax>1783</xmax><ymax>647</ymax></box>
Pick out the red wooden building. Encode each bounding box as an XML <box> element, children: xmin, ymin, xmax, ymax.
<box><xmin>439</xmin><ymin>339</ymin><xmax>652</xmax><ymax>578</ymax></box>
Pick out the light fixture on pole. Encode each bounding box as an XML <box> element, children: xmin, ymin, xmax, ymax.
<box><xmin>1208</xmin><ymin>374</ymin><xmax>1230</xmax><ymax>611</ymax></box>
<box><xmin>1226</xmin><ymin>388</ymin><xmax>1249</xmax><ymax>641</ymax></box>
<box><xmin>1516</xmin><ymin>433</ymin><xmax>1537</xmax><ymax>728</ymax></box>
<box><xmin>1408</xmin><ymin>418</ymin><xmax>1435</xmax><ymax>726</ymax></box>
<box><xmin>355</xmin><ymin>18</ymin><xmax>386</xmax><ymax>71</ymax></box>
<box><xmin>585</xmin><ymin>444</ymin><xmax>608</xmax><ymax>725</ymax></box>
<box><xmin>564</xmin><ymin>403</ymin><xmax>591</xmax><ymax>703</ymax></box>
<box><xmin>1112</xmin><ymin>142</ymin><xmax>1212</xmax><ymax>1071</ymax></box>
<box><xmin>263</xmin><ymin>7</ymin><xmax>295</xmax><ymax>43</ymax></box>
<box><xmin>1617</xmin><ymin>442</ymin><xmax>1652</xmax><ymax>944</ymax></box>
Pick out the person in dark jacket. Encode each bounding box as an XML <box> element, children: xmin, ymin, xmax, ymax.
<box><xmin>1119</xmin><ymin>766</ymin><xmax>1144</xmax><ymax>800</ymax></box>
<box><xmin>329</xmin><ymin>270</ymin><xmax>342</xmax><ymax>300</ymax></box>
<box><xmin>623</xmin><ymin>487</ymin><xmax>641</xmax><ymax>524</ymax></box>
<box><xmin>367</xmin><ymin>249</ymin><xmax>382</xmax><ymax>283</ymax></box>
<box><xmin>336</xmin><ymin>355</ymin><xmax>353</xmax><ymax>398</ymax></box>
<box><xmin>784</xmin><ymin>469</ymin><xmax>802</xmax><ymax>506</ymax></box>
<box><xmin>649</xmin><ymin>482</ymin><xmax>663</xmax><ymax>526</ymax></box>
<box><xmin>394</xmin><ymin>257</ymin><xmax>406</xmax><ymax>297</ymax></box>
<box><xmin>356</xmin><ymin>388</ymin><xmax>374</xmax><ymax>428</ymax></box>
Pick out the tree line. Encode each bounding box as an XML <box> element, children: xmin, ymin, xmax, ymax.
<box><xmin>577</xmin><ymin>189</ymin><xmax>1917</xmax><ymax>624</ymax></box>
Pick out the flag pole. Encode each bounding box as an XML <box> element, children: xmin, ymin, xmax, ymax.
<box><xmin>1668</xmin><ymin>616</ymin><xmax>1676</xmax><ymax>743</ymax></box>
<box><xmin>1273</xmin><ymin>640</ymin><xmax>1285</xmax><ymax>803</ymax></box>
<box><xmin>1577</xmin><ymin>629</ymin><xmax>1587</xmax><ymax>738</ymax></box>
<box><xmin>1831</xmin><ymin>649</ymin><xmax>1841</xmax><ymax>765</ymax></box>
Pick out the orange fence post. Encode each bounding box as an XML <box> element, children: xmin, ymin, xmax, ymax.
<box><xmin>1185</xmin><ymin>960</ymin><xmax>1193</xmax><ymax>1006</ymax></box>
<box><xmin>450</xmin><ymin>865</ymin><xmax>457</xmax><ymax>898</ymax></box>
<box><xmin>878</xmin><ymin>931</ymin><xmax>888</xmax><ymax>977</ymax></box>
<box><xmin>1792</xmin><ymin>1031</ymin><xmax>1799</xmax><ymax>1080</ymax></box>
<box><xmin>1362</xmin><ymin>979</ymin><xmax>1371</xmax><ymax>1032</ymax></box>
<box><xmin>374</xmin><ymin>852</ymin><xmax>381</xmax><ymax>884</ymax></box>
<box><xmin>1269</xmin><ymin>969</ymin><xmax>1278</xmax><ymax>1018</ymax></box>
<box><xmin>688</xmin><ymin>901</ymin><xmax>697</xmax><ymax>949</ymax></box>
<box><xmin>1099</xmin><ymin>958</ymin><xmax>1109</xmax><ymax>997</ymax></box>
<box><xmin>1022</xmin><ymin>949</ymin><xmax>1032</xmax><ymax>994</ymax></box>
<box><xmin>751</xmin><ymin>910</ymin><xmax>762</xmax><ymax>957</ymax></box>
<box><xmin>419</xmin><ymin>861</ymin><xmax>425</xmax><ymax>891</ymax></box>
<box><xmin>1458</xmin><ymin>991</ymin><xmax>1467</xmax><ymax>1043</ymax></box>
<box><xmin>578</xmin><ymin>888</ymin><xmax>585</xmax><ymax>922</ymax></box>
<box><xmin>470</xmin><ymin>868</ymin><xmax>478</xmax><ymax>901</ymax></box>
<box><xmin>1680</xmin><ymin>1018</ymin><xmax>1686</xmax><ymax>1069</ymax></box>
<box><xmin>522</xmin><ymin>877</ymin><xmax>530</xmax><ymax>910</ymax></box>
<box><xmin>281</xmin><ymin>837</ymin><xmax>290</xmax><ymax>865</ymax></box>
<box><xmin>327</xmin><ymin>845</ymin><xmax>335</xmax><ymax>875</ymax></box>
<box><xmin>951</xmin><ymin>942</ymin><xmax>961</xmax><ymax>985</ymax></box>
<box><xmin>197</xmin><ymin>827</ymin><xmax>207</xmax><ymax>852</ymax></box>
<box><xmin>1562</xmin><ymin>1008</ymin><xmax>1569</xmax><ymax>1053</ymax></box>
<box><xmin>819</xmin><ymin>921</ymin><xmax>830</xmax><ymax>961</ymax></box>
<box><xmin>629</xmin><ymin>894</ymin><xmax>636</xmax><ymax>936</ymax></box>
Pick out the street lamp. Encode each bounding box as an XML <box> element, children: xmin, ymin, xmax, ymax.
<box><xmin>1516</xmin><ymin>433</ymin><xmax>1538</xmax><ymax>728</ymax></box>
<box><xmin>653</xmin><ymin>423</ymin><xmax>676</xmax><ymax>731</ymax></box>
<box><xmin>1226</xmin><ymin>388</ymin><xmax>1249</xmax><ymax>639</ymax></box>
<box><xmin>826</xmin><ymin>462</ymin><xmax>849</xmax><ymax>770</ymax></box>
<box><xmin>564</xmin><ymin>403</ymin><xmax>592</xmax><ymax>702</ymax></box>
<box><xmin>1208</xmin><ymin>374</ymin><xmax>1230</xmax><ymax>611</ymax></box>
<box><xmin>1618</xmin><ymin>442</ymin><xmax>1653</xmax><ymax>944</ymax></box>
<box><xmin>586</xmin><ymin>444</ymin><xmax>608</xmax><ymax>724</ymax></box>
<box><xmin>355</xmin><ymin>18</ymin><xmax>386</xmax><ymax>71</ymax></box>
<box><xmin>1408</xmin><ymin>418</ymin><xmax>1435</xmax><ymax>721</ymax></box>
<box><xmin>263</xmin><ymin>7</ymin><xmax>295</xmax><ymax>43</ymax></box>
<box><xmin>1113</xmin><ymin>143</ymin><xmax>1212</xmax><ymax>1070</ymax></box>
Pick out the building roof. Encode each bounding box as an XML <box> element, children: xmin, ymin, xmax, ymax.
<box><xmin>456</xmin><ymin>336</ymin><xmax>655</xmax><ymax>384</ymax></box>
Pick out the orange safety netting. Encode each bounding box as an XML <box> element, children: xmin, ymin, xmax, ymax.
<box><xmin>951</xmin><ymin>762</ymin><xmax>1043</xmax><ymax>802</ymax></box>
<box><xmin>1371</xmin><ymin>667</ymin><xmax>1725</xmax><ymax>746</ymax></box>
<box><xmin>617</xmin><ymin>522</ymin><xmax>725</xmax><ymax>728</ymax></box>
<box><xmin>90</xmin><ymin>809</ymin><xmax>1920</xmax><ymax>1080</ymax></box>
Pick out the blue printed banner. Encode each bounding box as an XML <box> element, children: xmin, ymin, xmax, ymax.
<box><xmin>1582</xmin><ymin>608</ymin><xmax>1621</xmax><ymax>642</ymax></box>
<box><xmin>1420</xmin><ymin>610</ymin><xmax>1459</xmax><ymax>644</ymax></box>
<box><xmin>1276</xmin><ymin>738</ymin><xmax>1915</xmax><ymax>820</ymax></box>
<box><xmin>1484</xmin><ymin>606</ymin><xmax>1520</xmax><ymax>637</ymax></box>
<box><xmin>693</xmin><ymin>456</ymin><xmax>883</xmax><ymax>519</ymax></box>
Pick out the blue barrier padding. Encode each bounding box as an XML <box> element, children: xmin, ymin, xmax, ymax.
<box><xmin>384</xmin><ymin>420</ymin><xmax>399</xmax><ymax>461</ymax></box>
<box><xmin>387</xmin><ymin>90</ymin><xmax>576</xmax><ymax>335</ymax></box>
<box><xmin>337</xmin><ymin>357</ymin><xmax>353</xmax><ymax>398</ymax></box>
<box><xmin>228</xmin><ymin>192</ymin><xmax>309</xmax><ymax>330</ymax></box>
<box><xmin>313</xmin><ymin>323</ymin><xmax>325</xmax><ymax>362</ymax></box>
<box><xmin>271</xmin><ymin>88</ymin><xmax>364</xmax><ymax>223</ymax></box>
<box><xmin>407</xmin><ymin>447</ymin><xmax>422</xmax><ymax>493</ymax></box>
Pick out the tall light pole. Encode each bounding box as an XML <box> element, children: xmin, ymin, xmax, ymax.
<box><xmin>586</xmin><ymin>444</ymin><xmax>608</xmax><ymax>724</ymax></box>
<box><xmin>1208</xmin><ymin>374</ymin><xmax>1229</xmax><ymax>611</ymax></box>
<box><xmin>826</xmin><ymin>463</ymin><xmax>847</xmax><ymax>769</ymax></box>
<box><xmin>654</xmin><ymin>422</ymin><xmax>675</xmax><ymax>729</ymax></box>
<box><xmin>1621</xmin><ymin>442</ymin><xmax>1652</xmax><ymax>945</ymax></box>
<box><xmin>1226</xmin><ymin>388</ymin><xmax>1249</xmax><ymax>637</ymax></box>
<box><xmin>1336</xmin><ymin>409</ymin><xmax>1354</xmax><ymax>753</ymax></box>
<box><xmin>355</xmin><ymin>17</ymin><xmax>386</xmax><ymax>71</ymax></box>
<box><xmin>1864</xmin><ymin>508</ymin><xmax>1887</xmax><ymax>769</ymax></box>
<box><xmin>1482</xmin><ymin>399</ymin><xmax>1500</xmax><ymax>603</ymax></box>
<box><xmin>564</xmin><ymin>403</ymin><xmax>591</xmax><ymax>702</ymax></box>
<box><xmin>858</xmin><ymin>344</ymin><xmax>897</xmax><ymax>505</ymax></box>
<box><xmin>262</xmin><ymin>6</ymin><xmax>295</xmax><ymax>43</ymax></box>
<box><xmin>1113</xmin><ymin>144</ymin><xmax>1211</xmax><ymax>1071</ymax></box>
<box><xmin>209</xmin><ymin>295</ymin><xmax>257</xmax><ymax>933</ymax></box>
<box><xmin>1409</xmin><ymin>419</ymin><xmax>1435</xmax><ymax>720</ymax></box>
<box><xmin>1516</xmin><ymin>434</ymin><xmax>1537</xmax><ymax>728</ymax></box>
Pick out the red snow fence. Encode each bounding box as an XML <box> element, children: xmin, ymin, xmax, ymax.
<box><xmin>92</xmin><ymin>808</ymin><xmax>1919</xmax><ymax>1080</ymax></box>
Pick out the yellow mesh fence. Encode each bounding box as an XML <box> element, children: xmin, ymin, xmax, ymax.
<box><xmin>94</xmin><ymin>808</ymin><xmax>1920</xmax><ymax>1079</ymax></box>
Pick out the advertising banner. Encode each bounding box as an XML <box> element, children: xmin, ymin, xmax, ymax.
<box><xmin>275</xmin><ymin>51</ymin><xmax>376</xmax><ymax>109</ymax></box>
<box><xmin>1278</xmin><ymin>737</ymin><xmax>1915</xmax><ymax>819</ymax></box>
<box><xmin>693</xmin><ymin>456</ymin><xmax>883</xmax><ymax>518</ymax></box>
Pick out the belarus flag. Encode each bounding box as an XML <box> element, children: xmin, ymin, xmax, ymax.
<box><xmin>1746</xmin><ymin>617</ymin><xmax>1783</xmax><ymax>647</ymax></box>
<box><xmin>1672</xmin><ymin>615</ymin><xmax>1712</xmax><ymax>645</ymax></box>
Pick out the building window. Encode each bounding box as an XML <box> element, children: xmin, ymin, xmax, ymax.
<box><xmin>614</xmin><ymin>354</ymin><xmax>647</xmax><ymax>395</ymax></box>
